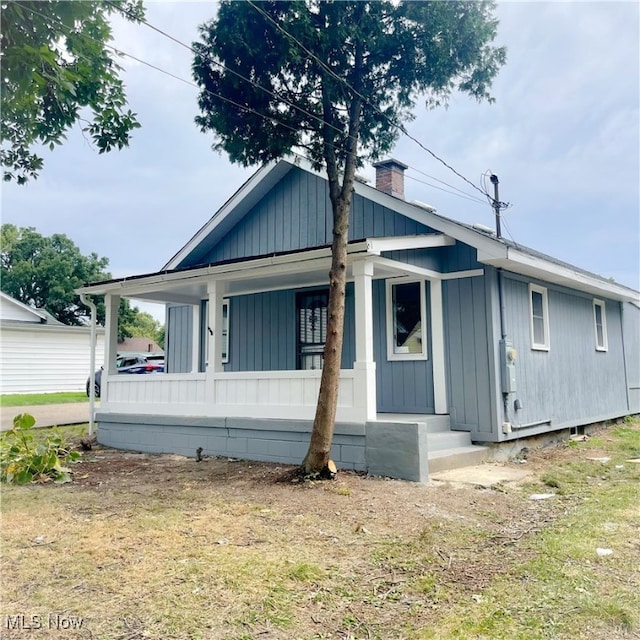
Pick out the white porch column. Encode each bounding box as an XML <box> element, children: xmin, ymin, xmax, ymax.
<box><xmin>206</xmin><ymin>281</ymin><xmax>226</xmax><ymax>373</ymax></box>
<box><xmin>430</xmin><ymin>279</ymin><xmax>448</xmax><ymax>414</ymax></box>
<box><xmin>191</xmin><ymin>302</ymin><xmax>200</xmax><ymax>373</ymax></box>
<box><xmin>103</xmin><ymin>294</ymin><xmax>120</xmax><ymax>401</ymax></box>
<box><xmin>352</xmin><ymin>260</ymin><xmax>377</xmax><ymax>421</ymax></box>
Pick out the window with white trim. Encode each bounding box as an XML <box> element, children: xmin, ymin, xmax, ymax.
<box><xmin>221</xmin><ymin>299</ymin><xmax>230</xmax><ymax>363</ymax></box>
<box><xmin>386</xmin><ymin>279</ymin><xmax>427</xmax><ymax>360</ymax></box>
<box><xmin>529</xmin><ymin>284</ymin><xmax>549</xmax><ymax>350</ymax></box>
<box><xmin>200</xmin><ymin>298</ymin><xmax>230</xmax><ymax>369</ymax></box>
<box><xmin>593</xmin><ymin>299</ymin><xmax>608</xmax><ymax>351</ymax></box>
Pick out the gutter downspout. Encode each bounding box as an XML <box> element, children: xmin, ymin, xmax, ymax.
<box><xmin>80</xmin><ymin>294</ymin><xmax>97</xmax><ymax>436</ymax></box>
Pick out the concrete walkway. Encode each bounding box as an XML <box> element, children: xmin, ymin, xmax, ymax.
<box><xmin>0</xmin><ymin>403</ymin><xmax>97</xmax><ymax>431</ymax></box>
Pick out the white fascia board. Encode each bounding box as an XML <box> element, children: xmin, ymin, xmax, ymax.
<box><xmin>0</xmin><ymin>321</ymin><xmax>105</xmax><ymax>334</ymax></box>
<box><xmin>366</xmin><ymin>234</ymin><xmax>455</xmax><ymax>254</ymax></box>
<box><xmin>0</xmin><ymin>291</ymin><xmax>49</xmax><ymax>322</ymax></box>
<box><xmin>368</xmin><ymin>256</ymin><xmax>483</xmax><ymax>282</ymax></box>
<box><xmin>77</xmin><ymin>241</ymin><xmax>371</xmax><ymax>298</ymax></box>
<box><xmin>483</xmin><ymin>248</ymin><xmax>640</xmax><ymax>303</ymax></box>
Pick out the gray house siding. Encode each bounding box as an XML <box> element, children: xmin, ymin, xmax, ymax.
<box><xmin>166</xmin><ymin>304</ymin><xmax>192</xmax><ymax>373</ymax></box>
<box><xmin>622</xmin><ymin>302</ymin><xmax>640</xmax><ymax>414</ymax></box>
<box><xmin>197</xmin><ymin>168</ymin><xmax>436</xmax><ymax>265</ymax></box>
<box><xmin>166</xmin><ymin>285</ymin><xmax>357</xmax><ymax>375</ymax></box>
<box><xmin>226</xmin><ymin>284</ymin><xmax>356</xmax><ymax>372</ymax></box>
<box><xmin>384</xmin><ymin>242</ymin><xmax>482</xmax><ymax>275</ymax></box>
<box><xmin>443</xmin><ymin>274</ymin><xmax>495</xmax><ymax>438</ymax></box>
<box><xmin>501</xmin><ymin>274</ymin><xmax>629</xmax><ymax>431</ymax></box>
<box><xmin>372</xmin><ymin>279</ymin><xmax>434</xmax><ymax>413</ymax></box>
<box><xmin>226</xmin><ymin>290</ymin><xmax>297</xmax><ymax>371</ymax></box>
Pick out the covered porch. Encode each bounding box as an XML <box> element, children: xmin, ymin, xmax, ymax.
<box><xmin>83</xmin><ymin>235</ymin><xmax>482</xmax><ymax>423</ymax></box>
<box><xmin>79</xmin><ymin>236</ymin><xmax>488</xmax><ymax>481</ymax></box>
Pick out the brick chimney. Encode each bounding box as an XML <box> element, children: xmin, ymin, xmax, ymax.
<box><xmin>373</xmin><ymin>158</ymin><xmax>408</xmax><ymax>199</ymax></box>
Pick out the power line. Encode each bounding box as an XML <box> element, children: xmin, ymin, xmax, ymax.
<box><xmin>104</xmin><ymin>0</ymin><xmax>354</xmax><ymax>147</ymax></box>
<box><xmin>245</xmin><ymin>0</ymin><xmax>493</xmax><ymax>201</ymax></box>
<box><xmin>12</xmin><ymin>1</ymin><xmax>321</xmax><ymax>158</ymax></box>
<box><xmin>404</xmin><ymin>173</ymin><xmax>488</xmax><ymax>205</ymax></box>
<box><xmin>406</xmin><ymin>165</ymin><xmax>488</xmax><ymax>204</ymax></box>
<box><xmin>112</xmin><ymin>0</ymin><xmax>493</xmax><ymax>202</ymax></box>
<box><xmin>18</xmin><ymin>0</ymin><xmax>499</xmax><ymax>211</ymax></box>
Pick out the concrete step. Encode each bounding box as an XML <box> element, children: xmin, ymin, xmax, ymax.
<box><xmin>378</xmin><ymin>413</ymin><xmax>451</xmax><ymax>433</ymax></box>
<box><xmin>426</xmin><ymin>429</ymin><xmax>473</xmax><ymax>452</ymax></box>
<box><xmin>427</xmin><ymin>444</ymin><xmax>490</xmax><ymax>474</ymax></box>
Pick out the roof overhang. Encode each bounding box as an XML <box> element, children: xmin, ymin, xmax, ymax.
<box><xmin>77</xmin><ymin>234</ymin><xmax>460</xmax><ymax>304</ymax></box>
<box><xmin>479</xmin><ymin>246</ymin><xmax>640</xmax><ymax>303</ymax></box>
<box><xmin>114</xmin><ymin>154</ymin><xmax>638</xmax><ymax>306</ymax></box>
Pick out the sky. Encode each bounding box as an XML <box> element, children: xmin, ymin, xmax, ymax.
<box><xmin>2</xmin><ymin>1</ymin><xmax>639</xmax><ymax>322</ymax></box>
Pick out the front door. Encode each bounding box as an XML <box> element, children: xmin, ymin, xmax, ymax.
<box><xmin>296</xmin><ymin>290</ymin><xmax>329</xmax><ymax>370</ymax></box>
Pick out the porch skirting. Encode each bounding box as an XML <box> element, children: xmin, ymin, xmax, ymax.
<box><xmin>95</xmin><ymin>413</ymin><xmax>430</xmax><ymax>482</ymax></box>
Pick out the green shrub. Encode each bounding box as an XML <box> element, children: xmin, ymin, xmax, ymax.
<box><xmin>0</xmin><ymin>413</ymin><xmax>81</xmax><ymax>484</ymax></box>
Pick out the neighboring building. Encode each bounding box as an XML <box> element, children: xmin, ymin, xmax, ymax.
<box><xmin>78</xmin><ymin>156</ymin><xmax>640</xmax><ymax>481</ymax></box>
<box><xmin>0</xmin><ymin>292</ymin><xmax>105</xmax><ymax>394</ymax></box>
<box><xmin>117</xmin><ymin>337</ymin><xmax>163</xmax><ymax>355</ymax></box>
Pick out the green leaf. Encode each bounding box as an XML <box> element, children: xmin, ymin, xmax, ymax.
<box><xmin>13</xmin><ymin>413</ymin><xmax>36</xmax><ymax>430</ymax></box>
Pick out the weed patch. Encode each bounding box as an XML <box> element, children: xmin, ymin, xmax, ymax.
<box><xmin>1</xmin><ymin>420</ymin><xmax>638</xmax><ymax>639</ymax></box>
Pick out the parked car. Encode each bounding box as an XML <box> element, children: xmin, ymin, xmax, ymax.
<box><xmin>87</xmin><ymin>354</ymin><xmax>164</xmax><ymax>397</ymax></box>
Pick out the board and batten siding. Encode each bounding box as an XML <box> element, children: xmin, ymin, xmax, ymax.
<box><xmin>442</xmin><ymin>275</ymin><xmax>494</xmax><ymax>437</ymax></box>
<box><xmin>227</xmin><ymin>284</ymin><xmax>356</xmax><ymax>372</ymax></box>
<box><xmin>166</xmin><ymin>305</ymin><xmax>193</xmax><ymax>374</ymax></box>
<box><xmin>502</xmin><ymin>274</ymin><xmax>629</xmax><ymax>429</ymax></box>
<box><xmin>622</xmin><ymin>302</ymin><xmax>640</xmax><ymax>414</ymax></box>
<box><xmin>372</xmin><ymin>279</ymin><xmax>434</xmax><ymax>413</ymax></box>
<box><xmin>0</xmin><ymin>324</ymin><xmax>105</xmax><ymax>394</ymax></box>
<box><xmin>165</xmin><ymin>285</ymin><xmax>357</xmax><ymax>375</ymax></box>
<box><xmin>196</xmin><ymin>167</ymin><xmax>436</xmax><ymax>265</ymax></box>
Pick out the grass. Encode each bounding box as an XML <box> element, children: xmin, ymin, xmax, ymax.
<box><xmin>1</xmin><ymin>418</ymin><xmax>638</xmax><ymax>639</ymax></box>
<box><xmin>0</xmin><ymin>391</ymin><xmax>88</xmax><ymax>407</ymax></box>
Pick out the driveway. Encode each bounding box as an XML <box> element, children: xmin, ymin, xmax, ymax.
<box><xmin>0</xmin><ymin>403</ymin><xmax>96</xmax><ymax>432</ymax></box>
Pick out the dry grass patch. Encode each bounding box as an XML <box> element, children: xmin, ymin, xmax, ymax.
<box><xmin>1</xmin><ymin>421</ymin><xmax>639</xmax><ymax>639</ymax></box>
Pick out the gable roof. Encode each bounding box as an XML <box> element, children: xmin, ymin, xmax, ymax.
<box><xmin>162</xmin><ymin>155</ymin><xmax>638</xmax><ymax>304</ymax></box>
<box><xmin>0</xmin><ymin>291</ymin><xmax>59</xmax><ymax>324</ymax></box>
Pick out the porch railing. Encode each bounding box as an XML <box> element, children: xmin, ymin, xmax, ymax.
<box><xmin>102</xmin><ymin>369</ymin><xmax>367</xmax><ymax>422</ymax></box>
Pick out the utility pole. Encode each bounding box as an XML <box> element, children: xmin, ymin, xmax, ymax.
<box><xmin>489</xmin><ymin>174</ymin><xmax>502</xmax><ymax>239</ymax></box>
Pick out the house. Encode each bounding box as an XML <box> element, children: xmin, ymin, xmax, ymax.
<box><xmin>116</xmin><ymin>336</ymin><xmax>163</xmax><ymax>356</ymax></box>
<box><xmin>0</xmin><ymin>291</ymin><xmax>105</xmax><ymax>394</ymax></box>
<box><xmin>77</xmin><ymin>156</ymin><xmax>640</xmax><ymax>481</ymax></box>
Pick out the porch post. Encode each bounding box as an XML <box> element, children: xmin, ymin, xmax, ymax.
<box><xmin>352</xmin><ymin>260</ymin><xmax>377</xmax><ymax>421</ymax></box>
<box><xmin>430</xmin><ymin>279</ymin><xmax>448</xmax><ymax>414</ymax></box>
<box><xmin>206</xmin><ymin>281</ymin><xmax>226</xmax><ymax>373</ymax></box>
<box><xmin>103</xmin><ymin>293</ymin><xmax>120</xmax><ymax>400</ymax></box>
<box><xmin>191</xmin><ymin>303</ymin><xmax>200</xmax><ymax>373</ymax></box>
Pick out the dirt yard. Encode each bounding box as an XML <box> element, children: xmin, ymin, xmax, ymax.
<box><xmin>1</xmin><ymin>421</ymin><xmax>638</xmax><ymax>640</ymax></box>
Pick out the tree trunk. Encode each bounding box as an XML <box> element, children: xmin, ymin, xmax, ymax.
<box><xmin>301</xmin><ymin>14</ymin><xmax>364</xmax><ymax>476</ymax></box>
<box><xmin>301</xmin><ymin>195</ymin><xmax>351</xmax><ymax>474</ymax></box>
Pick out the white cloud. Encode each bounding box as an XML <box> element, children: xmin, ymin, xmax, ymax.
<box><xmin>2</xmin><ymin>0</ymin><xmax>638</xmax><ymax>294</ymax></box>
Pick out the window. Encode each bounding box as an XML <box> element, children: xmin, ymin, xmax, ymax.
<box><xmin>529</xmin><ymin>284</ymin><xmax>549</xmax><ymax>350</ymax></box>
<box><xmin>593</xmin><ymin>299</ymin><xmax>608</xmax><ymax>351</ymax></box>
<box><xmin>221</xmin><ymin>299</ymin><xmax>230</xmax><ymax>363</ymax></box>
<box><xmin>199</xmin><ymin>298</ymin><xmax>230</xmax><ymax>370</ymax></box>
<box><xmin>386</xmin><ymin>280</ymin><xmax>427</xmax><ymax>360</ymax></box>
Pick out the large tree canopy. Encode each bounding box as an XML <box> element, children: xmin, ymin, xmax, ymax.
<box><xmin>192</xmin><ymin>0</ymin><xmax>506</xmax><ymax>474</ymax></box>
<box><xmin>0</xmin><ymin>224</ymin><xmax>159</xmax><ymax>341</ymax></box>
<box><xmin>193</xmin><ymin>0</ymin><xmax>505</xmax><ymax>170</ymax></box>
<box><xmin>1</xmin><ymin>0</ymin><xmax>144</xmax><ymax>184</ymax></box>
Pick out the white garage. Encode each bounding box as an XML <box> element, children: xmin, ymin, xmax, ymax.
<box><xmin>0</xmin><ymin>292</ymin><xmax>105</xmax><ymax>394</ymax></box>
